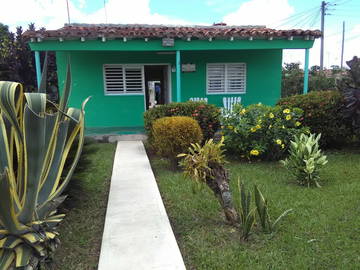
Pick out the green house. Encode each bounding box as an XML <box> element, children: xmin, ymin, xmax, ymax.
<box><xmin>25</xmin><ymin>24</ymin><xmax>320</xmax><ymax>134</ymax></box>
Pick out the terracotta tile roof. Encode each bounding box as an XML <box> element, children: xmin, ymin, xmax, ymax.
<box><xmin>24</xmin><ymin>23</ymin><xmax>322</xmax><ymax>40</ymax></box>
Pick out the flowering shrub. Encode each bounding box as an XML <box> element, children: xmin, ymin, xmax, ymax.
<box><xmin>222</xmin><ymin>103</ymin><xmax>309</xmax><ymax>160</ymax></box>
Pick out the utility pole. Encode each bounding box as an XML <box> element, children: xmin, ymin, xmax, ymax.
<box><xmin>66</xmin><ymin>0</ymin><xmax>71</xmax><ymax>24</ymax></box>
<box><xmin>320</xmin><ymin>1</ymin><xmax>326</xmax><ymax>70</ymax></box>
<box><xmin>341</xmin><ymin>21</ymin><xmax>345</xmax><ymax>69</ymax></box>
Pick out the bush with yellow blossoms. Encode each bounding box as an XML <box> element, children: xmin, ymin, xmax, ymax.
<box><xmin>221</xmin><ymin>103</ymin><xmax>309</xmax><ymax>160</ymax></box>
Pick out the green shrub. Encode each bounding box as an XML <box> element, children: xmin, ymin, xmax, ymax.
<box><xmin>281</xmin><ymin>133</ymin><xmax>328</xmax><ymax>187</ymax></box>
<box><xmin>222</xmin><ymin>103</ymin><xmax>308</xmax><ymax>161</ymax></box>
<box><xmin>152</xmin><ymin>116</ymin><xmax>203</xmax><ymax>163</ymax></box>
<box><xmin>144</xmin><ymin>101</ymin><xmax>221</xmax><ymax>142</ymax></box>
<box><xmin>277</xmin><ymin>90</ymin><xmax>352</xmax><ymax>147</ymax></box>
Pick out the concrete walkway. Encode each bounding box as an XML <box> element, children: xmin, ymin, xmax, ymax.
<box><xmin>98</xmin><ymin>141</ymin><xmax>186</xmax><ymax>270</ymax></box>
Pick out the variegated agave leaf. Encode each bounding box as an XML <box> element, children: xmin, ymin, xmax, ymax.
<box><xmin>0</xmin><ymin>60</ymin><xmax>89</xmax><ymax>269</ymax></box>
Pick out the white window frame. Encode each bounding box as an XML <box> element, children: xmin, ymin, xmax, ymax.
<box><xmin>103</xmin><ymin>64</ymin><xmax>145</xmax><ymax>96</ymax></box>
<box><xmin>206</xmin><ymin>63</ymin><xmax>247</xmax><ymax>95</ymax></box>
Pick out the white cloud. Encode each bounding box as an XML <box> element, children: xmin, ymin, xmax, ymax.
<box><xmin>0</xmin><ymin>0</ymin><xmax>198</xmax><ymax>31</ymax></box>
<box><xmin>223</xmin><ymin>0</ymin><xmax>294</xmax><ymax>27</ymax></box>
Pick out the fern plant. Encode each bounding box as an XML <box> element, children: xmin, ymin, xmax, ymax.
<box><xmin>281</xmin><ymin>133</ymin><xmax>328</xmax><ymax>187</ymax></box>
<box><xmin>0</xmin><ymin>58</ymin><xmax>89</xmax><ymax>269</ymax></box>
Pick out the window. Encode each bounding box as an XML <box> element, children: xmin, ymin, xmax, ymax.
<box><xmin>103</xmin><ymin>64</ymin><xmax>144</xmax><ymax>95</ymax></box>
<box><xmin>207</xmin><ymin>63</ymin><xmax>246</xmax><ymax>94</ymax></box>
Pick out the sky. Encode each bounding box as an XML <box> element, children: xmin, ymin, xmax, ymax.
<box><xmin>1</xmin><ymin>0</ymin><xmax>359</xmax><ymax>68</ymax></box>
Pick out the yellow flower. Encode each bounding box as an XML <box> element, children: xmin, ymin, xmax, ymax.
<box><xmin>221</xmin><ymin>125</ymin><xmax>224</xmax><ymax>129</ymax></box>
<box><xmin>256</xmin><ymin>124</ymin><xmax>261</xmax><ymax>129</ymax></box>
<box><xmin>268</xmin><ymin>124</ymin><xmax>272</xmax><ymax>129</ymax></box>
<box><xmin>282</xmin><ymin>125</ymin><xmax>285</xmax><ymax>129</ymax></box>
<box><xmin>269</xmin><ymin>113</ymin><xmax>274</xmax><ymax>118</ymax></box>
<box><xmin>286</xmin><ymin>115</ymin><xmax>292</xmax><ymax>121</ymax></box>
<box><xmin>276</xmin><ymin>139</ymin><xmax>282</xmax><ymax>145</ymax></box>
<box><xmin>281</xmin><ymin>144</ymin><xmax>285</xmax><ymax>149</ymax></box>
<box><xmin>240</xmin><ymin>109</ymin><xmax>246</xmax><ymax>115</ymax></box>
<box><xmin>234</xmin><ymin>128</ymin><xmax>238</xmax><ymax>134</ymax></box>
<box><xmin>250</xmin><ymin>127</ymin><xmax>257</xmax><ymax>132</ymax></box>
<box><xmin>250</xmin><ymin>149</ymin><xmax>260</xmax><ymax>156</ymax></box>
<box><xmin>228</xmin><ymin>125</ymin><xmax>234</xmax><ymax>130</ymax></box>
<box><xmin>295</xmin><ymin>121</ymin><xmax>301</xmax><ymax>126</ymax></box>
<box><xmin>283</xmin><ymin>108</ymin><xmax>291</xmax><ymax>114</ymax></box>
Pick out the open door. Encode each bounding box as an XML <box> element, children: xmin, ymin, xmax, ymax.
<box><xmin>144</xmin><ymin>65</ymin><xmax>170</xmax><ymax>110</ymax></box>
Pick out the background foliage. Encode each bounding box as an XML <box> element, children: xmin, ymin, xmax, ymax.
<box><xmin>281</xmin><ymin>62</ymin><xmax>340</xmax><ymax>98</ymax></box>
<box><xmin>277</xmin><ymin>90</ymin><xmax>352</xmax><ymax>147</ymax></box>
<box><xmin>0</xmin><ymin>22</ymin><xmax>57</xmax><ymax>94</ymax></box>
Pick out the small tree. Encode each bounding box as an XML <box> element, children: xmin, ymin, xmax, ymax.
<box><xmin>178</xmin><ymin>138</ymin><xmax>238</xmax><ymax>225</ymax></box>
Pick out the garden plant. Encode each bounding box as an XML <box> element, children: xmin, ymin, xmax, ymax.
<box><xmin>0</xmin><ymin>59</ymin><xmax>88</xmax><ymax>269</ymax></box>
<box><xmin>337</xmin><ymin>56</ymin><xmax>360</xmax><ymax>135</ymax></box>
<box><xmin>281</xmin><ymin>133</ymin><xmax>328</xmax><ymax>187</ymax></box>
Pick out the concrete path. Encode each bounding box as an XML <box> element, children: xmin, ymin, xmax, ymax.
<box><xmin>98</xmin><ymin>141</ymin><xmax>186</xmax><ymax>270</ymax></box>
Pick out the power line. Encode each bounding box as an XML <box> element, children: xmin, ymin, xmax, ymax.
<box><xmin>271</xmin><ymin>5</ymin><xmax>319</xmax><ymax>28</ymax></box>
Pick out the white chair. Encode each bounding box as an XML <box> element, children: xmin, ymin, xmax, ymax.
<box><xmin>189</xmin><ymin>97</ymin><xmax>208</xmax><ymax>103</ymax></box>
<box><xmin>223</xmin><ymin>96</ymin><xmax>241</xmax><ymax>113</ymax></box>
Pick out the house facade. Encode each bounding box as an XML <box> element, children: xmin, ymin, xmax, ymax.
<box><xmin>25</xmin><ymin>24</ymin><xmax>320</xmax><ymax>133</ymax></box>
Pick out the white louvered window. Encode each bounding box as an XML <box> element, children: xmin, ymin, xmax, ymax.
<box><xmin>207</xmin><ymin>63</ymin><xmax>246</xmax><ymax>94</ymax></box>
<box><xmin>103</xmin><ymin>64</ymin><xmax>144</xmax><ymax>95</ymax></box>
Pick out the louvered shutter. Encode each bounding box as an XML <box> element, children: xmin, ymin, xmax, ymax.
<box><xmin>124</xmin><ymin>66</ymin><xmax>144</xmax><ymax>93</ymax></box>
<box><xmin>104</xmin><ymin>65</ymin><xmax>144</xmax><ymax>94</ymax></box>
<box><xmin>104</xmin><ymin>64</ymin><xmax>124</xmax><ymax>93</ymax></box>
<box><xmin>207</xmin><ymin>64</ymin><xmax>225</xmax><ymax>93</ymax></box>
<box><xmin>227</xmin><ymin>63</ymin><xmax>246</xmax><ymax>93</ymax></box>
<box><xmin>207</xmin><ymin>63</ymin><xmax>246</xmax><ymax>94</ymax></box>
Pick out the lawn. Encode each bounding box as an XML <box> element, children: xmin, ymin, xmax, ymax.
<box><xmin>150</xmin><ymin>149</ymin><xmax>360</xmax><ymax>270</ymax></box>
<box><xmin>46</xmin><ymin>142</ymin><xmax>116</xmax><ymax>270</ymax></box>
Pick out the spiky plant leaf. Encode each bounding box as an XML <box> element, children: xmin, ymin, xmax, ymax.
<box><xmin>0</xmin><ymin>57</ymin><xmax>89</xmax><ymax>269</ymax></box>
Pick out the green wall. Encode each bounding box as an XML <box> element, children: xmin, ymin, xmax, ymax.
<box><xmin>56</xmin><ymin>49</ymin><xmax>282</xmax><ymax>129</ymax></box>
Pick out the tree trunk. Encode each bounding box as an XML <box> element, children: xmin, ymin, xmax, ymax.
<box><xmin>205</xmin><ymin>163</ymin><xmax>238</xmax><ymax>225</ymax></box>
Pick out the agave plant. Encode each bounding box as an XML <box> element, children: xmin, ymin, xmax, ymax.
<box><xmin>237</xmin><ymin>181</ymin><xmax>255</xmax><ymax>240</ymax></box>
<box><xmin>254</xmin><ymin>185</ymin><xmax>292</xmax><ymax>234</ymax></box>
<box><xmin>0</xmin><ymin>58</ymin><xmax>89</xmax><ymax>269</ymax></box>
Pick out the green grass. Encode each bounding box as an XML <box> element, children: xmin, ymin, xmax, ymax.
<box><xmin>46</xmin><ymin>142</ymin><xmax>116</xmax><ymax>270</ymax></box>
<box><xmin>150</xmin><ymin>150</ymin><xmax>360</xmax><ymax>270</ymax></box>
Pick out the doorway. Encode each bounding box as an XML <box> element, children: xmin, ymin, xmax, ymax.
<box><xmin>144</xmin><ymin>65</ymin><xmax>170</xmax><ymax>110</ymax></box>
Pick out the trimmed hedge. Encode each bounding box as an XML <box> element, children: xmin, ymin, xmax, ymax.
<box><xmin>152</xmin><ymin>116</ymin><xmax>203</xmax><ymax>162</ymax></box>
<box><xmin>277</xmin><ymin>90</ymin><xmax>352</xmax><ymax>147</ymax></box>
<box><xmin>144</xmin><ymin>101</ymin><xmax>221</xmax><ymax>141</ymax></box>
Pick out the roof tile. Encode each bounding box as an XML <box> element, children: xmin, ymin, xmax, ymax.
<box><xmin>24</xmin><ymin>24</ymin><xmax>322</xmax><ymax>40</ymax></box>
